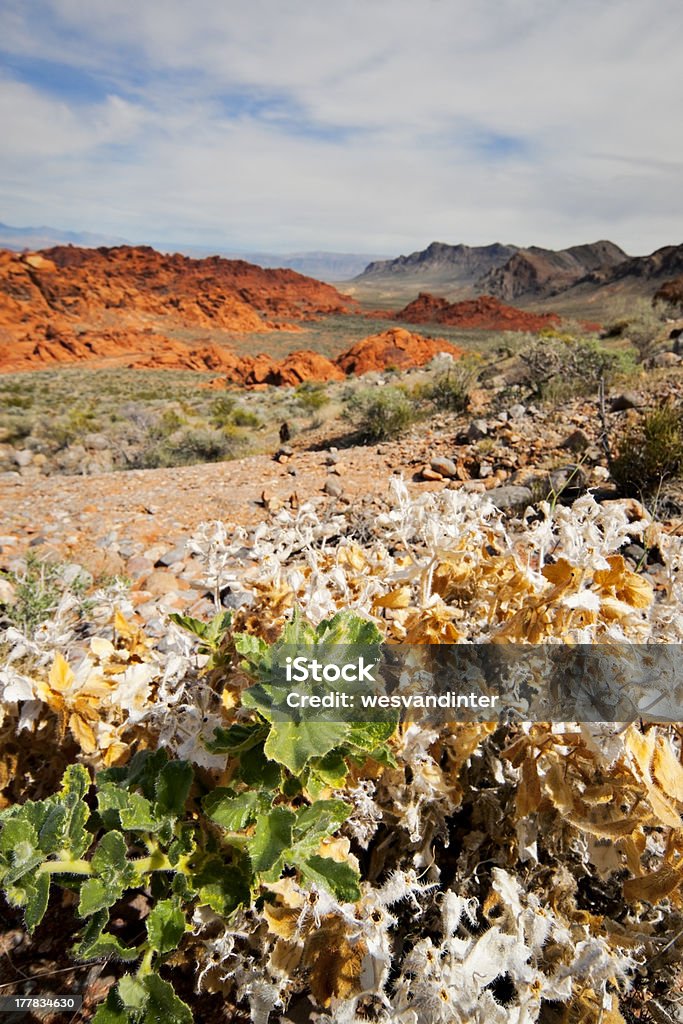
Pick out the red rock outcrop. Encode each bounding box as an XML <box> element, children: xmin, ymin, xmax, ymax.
<box><xmin>336</xmin><ymin>327</ymin><xmax>463</xmax><ymax>375</ymax></box>
<box><xmin>395</xmin><ymin>292</ymin><xmax>560</xmax><ymax>331</ymax></box>
<box><xmin>0</xmin><ymin>245</ymin><xmax>355</xmax><ymax>371</ymax></box>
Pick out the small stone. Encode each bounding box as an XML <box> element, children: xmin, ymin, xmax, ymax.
<box><xmin>430</xmin><ymin>456</ymin><xmax>458</xmax><ymax>479</ymax></box>
<box><xmin>145</xmin><ymin>570</ymin><xmax>181</xmax><ymax>597</ymax></box>
<box><xmin>323</xmin><ymin>478</ymin><xmax>344</xmax><ymax>498</ymax></box>
<box><xmin>13</xmin><ymin>449</ymin><xmax>34</xmax><ymax>468</ymax></box>
<box><xmin>83</xmin><ymin>433</ymin><xmax>110</xmax><ymax>451</ymax></box>
<box><xmin>477</xmin><ymin>461</ymin><xmax>493</xmax><ymax>479</ymax></box>
<box><xmin>653</xmin><ymin>351</ymin><xmax>681</xmax><ymax>367</ymax></box>
<box><xmin>467</xmin><ymin>419</ymin><xmax>489</xmax><ymax>441</ymax></box>
<box><xmin>560</xmin><ymin>428</ymin><xmax>590</xmax><ymax>452</ymax></box>
<box><xmin>489</xmin><ymin>484</ymin><xmax>533</xmax><ymax>509</ymax></box>
<box><xmin>462</xmin><ymin>480</ymin><xmax>487</xmax><ymax>493</ymax></box>
<box><xmin>421</xmin><ymin>467</ymin><xmax>444</xmax><ymax>481</ymax></box>
<box><xmin>508</xmin><ymin>403</ymin><xmax>527</xmax><ymax>420</ymax></box>
<box><xmin>0</xmin><ymin>577</ymin><xmax>17</xmax><ymax>606</ymax></box>
<box><xmin>127</xmin><ymin>555</ymin><xmax>155</xmax><ymax>578</ymax></box>
<box><xmin>610</xmin><ymin>392</ymin><xmax>640</xmax><ymax>412</ymax></box>
<box><xmin>549</xmin><ymin>464</ymin><xmax>587</xmax><ymax>494</ymax></box>
<box><xmin>156</xmin><ymin>544</ymin><xmax>187</xmax><ymax>567</ymax></box>
<box><xmin>325</xmin><ymin>452</ymin><xmax>340</xmax><ymax>466</ymax></box>
<box><xmin>61</xmin><ymin>563</ymin><xmax>93</xmax><ymax>588</ymax></box>
<box><xmin>623</xmin><ymin>543</ymin><xmax>646</xmax><ymax>564</ymax></box>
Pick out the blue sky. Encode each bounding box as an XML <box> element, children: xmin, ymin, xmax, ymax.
<box><xmin>1</xmin><ymin>0</ymin><xmax>682</xmax><ymax>255</ymax></box>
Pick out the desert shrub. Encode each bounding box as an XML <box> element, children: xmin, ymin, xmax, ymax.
<box><xmin>520</xmin><ymin>335</ymin><xmax>632</xmax><ymax>401</ymax></box>
<box><xmin>231</xmin><ymin>407</ymin><xmax>261</xmax><ymax>428</ymax></box>
<box><xmin>605</xmin><ymin>299</ymin><xmax>666</xmax><ymax>363</ymax></box>
<box><xmin>295</xmin><ymin>381</ymin><xmax>330</xmax><ymax>412</ymax></box>
<box><xmin>347</xmin><ymin>386</ymin><xmax>417</xmax><ymax>442</ymax></box>
<box><xmin>0</xmin><ymin>411</ymin><xmax>33</xmax><ymax>444</ymax></box>
<box><xmin>210</xmin><ymin>395</ymin><xmax>236</xmax><ymax>427</ymax></box>
<box><xmin>611</xmin><ymin>403</ymin><xmax>683</xmax><ymax>497</ymax></box>
<box><xmin>142</xmin><ymin>427</ymin><xmax>246</xmax><ymax>468</ymax></box>
<box><xmin>49</xmin><ymin>404</ymin><xmax>100</xmax><ymax>448</ymax></box>
<box><xmin>424</xmin><ymin>360</ymin><xmax>479</xmax><ymax>413</ymax></box>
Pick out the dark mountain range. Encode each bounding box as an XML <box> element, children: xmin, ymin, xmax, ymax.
<box><xmin>358</xmin><ymin>241</ymin><xmax>519</xmax><ymax>285</ymax></box>
<box><xmin>479</xmin><ymin>240</ymin><xmax>629</xmax><ymax>301</ymax></box>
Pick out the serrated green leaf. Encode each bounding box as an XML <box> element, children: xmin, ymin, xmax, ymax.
<box><xmin>169</xmin><ymin>612</ymin><xmax>211</xmax><ymax>639</ymax></box>
<box><xmin>0</xmin><ymin>818</ymin><xmax>42</xmax><ymax>884</ymax></box>
<box><xmin>293</xmin><ymin>800</ymin><xmax>350</xmax><ymax>850</ymax></box>
<box><xmin>264</xmin><ymin>720</ymin><xmax>350</xmax><ymax>775</ymax></box>
<box><xmin>154</xmin><ymin>761</ymin><xmax>193</xmax><ymax>819</ymax></box>
<box><xmin>91</xmin><ymin>986</ymin><xmax>130</xmax><ymax>1024</ymax></box>
<box><xmin>314</xmin><ymin>610</ymin><xmax>383</xmax><ymax>647</ymax></box>
<box><xmin>205</xmin><ymin>721</ymin><xmax>268</xmax><ymax>755</ymax></box>
<box><xmin>78</xmin><ymin>832</ymin><xmax>135</xmax><ymax>917</ymax></box>
<box><xmin>203</xmin><ymin>789</ymin><xmax>263</xmax><ymax>830</ymax></box>
<box><xmin>21</xmin><ymin>870</ymin><xmax>50</xmax><ymax>932</ymax></box>
<box><xmin>118</xmin><ymin>976</ymin><xmax>148</xmax><ymax>1011</ymax></box>
<box><xmin>346</xmin><ymin>720</ymin><xmax>396</xmax><ymax>752</ymax></box>
<box><xmin>98</xmin><ymin>750</ymin><xmax>169</xmax><ymax>801</ymax></box>
<box><xmin>73</xmin><ymin>909</ymin><xmax>139</xmax><ymax>962</ymax></box>
<box><xmin>308</xmin><ymin>749</ymin><xmax>349</xmax><ymax>791</ymax></box>
<box><xmin>146</xmin><ymin>897</ymin><xmax>185</xmax><ymax>955</ymax></box>
<box><xmin>248</xmin><ymin>806</ymin><xmax>295</xmax><ymax>875</ymax></box>
<box><xmin>236</xmin><ymin>744</ymin><xmax>282</xmax><ymax>789</ymax></box>
<box><xmin>191</xmin><ymin>855</ymin><xmax>250</xmax><ymax>915</ymax></box>
<box><xmin>142</xmin><ymin>975</ymin><xmax>192</xmax><ymax>1024</ymax></box>
<box><xmin>297</xmin><ymin>855</ymin><xmax>361</xmax><ymax>903</ymax></box>
<box><xmin>119</xmin><ymin>793</ymin><xmax>160</xmax><ymax>833</ymax></box>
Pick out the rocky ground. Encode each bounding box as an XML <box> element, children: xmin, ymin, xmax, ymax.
<box><xmin>2</xmin><ymin>369</ymin><xmax>681</xmax><ymax>639</ymax></box>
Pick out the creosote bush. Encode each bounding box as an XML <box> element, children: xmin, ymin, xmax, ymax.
<box><xmin>611</xmin><ymin>402</ymin><xmax>683</xmax><ymax>497</ymax></box>
<box><xmin>348</xmin><ymin>386</ymin><xmax>417</xmax><ymax>442</ymax></box>
<box><xmin>520</xmin><ymin>332</ymin><xmax>633</xmax><ymax>402</ymax></box>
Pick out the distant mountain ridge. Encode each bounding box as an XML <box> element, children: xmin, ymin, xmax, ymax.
<box><xmin>0</xmin><ymin>222</ymin><xmax>383</xmax><ymax>282</ymax></box>
<box><xmin>479</xmin><ymin>240</ymin><xmax>629</xmax><ymax>300</ymax></box>
<box><xmin>359</xmin><ymin>241</ymin><xmax>519</xmax><ymax>284</ymax></box>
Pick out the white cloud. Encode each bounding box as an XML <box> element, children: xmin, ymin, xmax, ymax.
<box><xmin>0</xmin><ymin>0</ymin><xmax>682</xmax><ymax>253</ymax></box>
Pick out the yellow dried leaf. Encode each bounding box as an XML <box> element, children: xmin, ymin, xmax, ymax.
<box><xmin>516</xmin><ymin>755</ymin><xmax>542</xmax><ymax>817</ymax></box>
<box><xmin>69</xmin><ymin>712</ymin><xmax>97</xmax><ymax>754</ymax></box>
<box><xmin>372</xmin><ymin>587</ymin><xmax>411</xmax><ymax>609</ymax></box>
<box><xmin>653</xmin><ymin>736</ymin><xmax>683</xmax><ymax>803</ymax></box>
<box><xmin>623</xmin><ymin>864</ymin><xmax>683</xmax><ymax>904</ymax></box>
<box><xmin>49</xmin><ymin>652</ymin><xmax>74</xmax><ymax>693</ymax></box>
<box><xmin>305</xmin><ymin>916</ymin><xmax>366</xmax><ymax>1006</ymax></box>
<box><xmin>541</xmin><ymin>558</ymin><xmax>579</xmax><ymax>590</ymax></box>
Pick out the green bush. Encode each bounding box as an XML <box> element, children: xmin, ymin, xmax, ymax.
<box><xmin>295</xmin><ymin>382</ymin><xmax>330</xmax><ymax>413</ymax></box>
<box><xmin>611</xmin><ymin>403</ymin><xmax>683</xmax><ymax>497</ymax></box>
<box><xmin>348</xmin><ymin>386</ymin><xmax>417</xmax><ymax>442</ymax></box>
<box><xmin>520</xmin><ymin>335</ymin><xmax>633</xmax><ymax>402</ymax></box>
<box><xmin>424</xmin><ymin>362</ymin><xmax>478</xmax><ymax>413</ymax></box>
<box><xmin>142</xmin><ymin>427</ymin><xmax>246</xmax><ymax>468</ymax></box>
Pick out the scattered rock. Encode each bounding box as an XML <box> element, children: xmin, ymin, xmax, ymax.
<box><xmin>549</xmin><ymin>464</ymin><xmax>587</xmax><ymax>495</ymax></box>
<box><xmin>0</xmin><ymin>577</ymin><xmax>17</xmax><ymax>605</ymax></box>
<box><xmin>421</xmin><ymin>466</ymin><xmax>444</xmax><ymax>481</ymax></box>
<box><xmin>13</xmin><ymin>449</ymin><xmax>34</xmax><ymax>468</ymax></box>
<box><xmin>323</xmin><ymin>478</ymin><xmax>344</xmax><ymax>498</ymax></box>
<box><xmin>560</xmin><ymin>428</ymin><xmax>590</xmax><ymax>452</ymax></box>
<box><xmin>144</xmin><ymin>570</ymin><xmax>182</xmax><ymax>597</ymax></box>
<box><xmin>610</xmin><ymin>392</ymin><xmax>640</xmax><ymax>412</ymax></box>
<box><xmin>467</xmin><ymin>419</ymin><xmax>489</xmax><ymax>441</ymax></box>
<box><xmin>156</xmin><ymin>544</ymin><xmax>187</xmax><ymax>567</ymax></box>
<box><xmin>430</xmin><ymin>456</ymin><xmax>458</xmax><ymax>479</ymax></box>
<box><xmin>488</xmin><ymin>484</ymin><xmax>533</xmax><ymax>509</ymax></box>
<box><xmin>508</xmin><ymin>403</ymin><xmax>527</xmax><ymax>420</ymax></box>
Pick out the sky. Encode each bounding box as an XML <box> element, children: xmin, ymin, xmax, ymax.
<box><xmin>1</xmin><ymin>0</ymin><xmax>682</xmax><ymax>256</ymax></box>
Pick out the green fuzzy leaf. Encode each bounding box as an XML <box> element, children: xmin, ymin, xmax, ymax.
<box><xmin>98</xmin><ymin>750</ymin><xmax>169</xmax><ymax>801</ymax></box>
<box><xmin>297</xmin><ymin>855</ymin><xmax>361</xmax><ymax>903</ymax></box>
<box><xmin>146</xmin><ymin>897</ymin><xmax>185</xmax><ymax>955</ymax></box>
<box><xmin>78</xmin><ymin>832</ymin><xmax>135</xmax><ymax>917</ymax></box>
<box><xmin>264</xmin><ymin>720</ymin><xmax>350</xmax><ymax>775</ymax></box>
<box><xmin>0</xmin><ymin>818</ymin><xmax>42</xmax><ymax>884</ymax></box>
<box><xmin>314</xmin><ymin>610</ymin><xmax>383</xmax><ymax>647</ymax></box>
<box><xmin>13</xmin><ymin>870</ymin><xmax>50</xmax><ymax>932</ymax></box>
<box><xmin>346</xmin><ymin>720</ymin><xmax>396</xmax><ymax>752</ymax></box>
<box><xmin>118</xmin><ymin>793</ymin><xmax>161</xmax><ymax>834</ymax></box>
<box><xmin>248</xmin><ymin>806</ymin><xmax>295</xmax><ymax>874</ymax></box>
<box><xmin>236</xmin><ymin>744</ymin><xmax>282</xmax><ymax>789</ymax></box>
<box><xmin>118</xmin><ymin>976</ymin><xmax>148</xmax><ymax>1011</ymax></box>
<box><xmin>203</xmin><ymin>790</ymin><xmax>262</xmax><ymax>830</ymax></box>
<box><xmin>73</xmin><ymin>910</ymin><xmax>139</xmax><ymax>962</ymax></box>
<box><xmin>190</xmin><ymin>855</ymin><xmax>250</xmax><ymax>915</ymax></box>
<box><xmin>293</xmin><ymin>800</ymin><xmax>350</xmax><ymax>849</ymax></box>
<box><xmin>307</xmin><ymin>749</ymin><xmax>349</xmax><ymax>793</ymax></box>
<box><xmin>154</xmin><ymin>761</ymin><xmax>193</xmax><ymax>819</ymax></box>
<box><xmin>205</xmin><ymin>721</ymin><xmax>268</xmax><ymax>755</ymax></box>
<box><xmin>142</xmin><ymin>975</ymin><xmax>193</xmax><ymax>1024</ymax></box>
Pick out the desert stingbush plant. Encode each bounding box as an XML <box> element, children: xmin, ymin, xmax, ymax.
<box><xmin>346</xmin><ymin>385</ymin><xmax>418</xmax><ymax>441</ymax></box>
<box><xmin>611</xmin><ymin>401</ymin><xmax>683</xmax><ymax>498</ymax></box>
<box><xmin>519</xmin><ymin>332</ymin><xmax>633</xmax><ymax>401</ymax></box>
<box><xmin>0</xmin><ymin>611</ymin><xmax>395</xmax><ymax>1024</ymax></box>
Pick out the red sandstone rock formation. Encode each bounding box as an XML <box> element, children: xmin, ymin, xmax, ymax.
<box><xmin>395</xmin><ymin>292</ymin><xmax>560</xmax><ymax>331</ymax></box>
<box><xmin>0</xmin><ymin>245</ymin><xmax>355</xmax><ymax>372</ymax></box>
<box><xmin>336</xmin><ymin>327</ymin><xmax>463</xmax><ymax>375</ymax></box>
